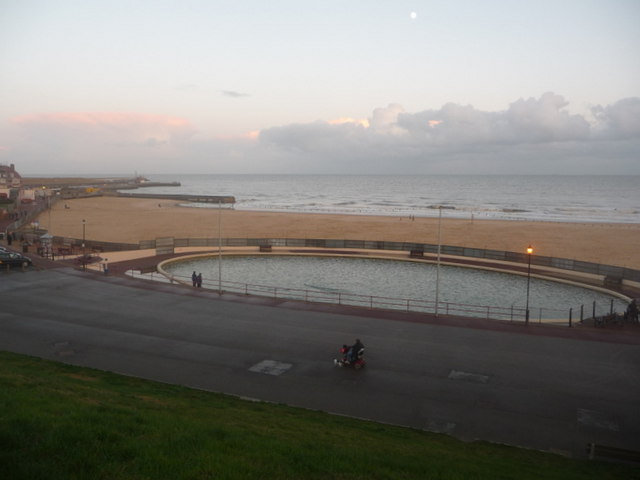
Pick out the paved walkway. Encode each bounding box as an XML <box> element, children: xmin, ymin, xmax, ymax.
<box><xmin>2</xmin><ymin>245</ymin><xmax>640</xmax><ymax>460</ymax></box>
<box><xmin>9</xmin><ymin>242</ymin><xmax>640</xmax><ymax>343</ymax></box>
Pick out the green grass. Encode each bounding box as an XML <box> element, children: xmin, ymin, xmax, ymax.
<box><xmin>0</xmin><ymin>351</ymin><xmax>637</xmax><ymax>480</ymax></box>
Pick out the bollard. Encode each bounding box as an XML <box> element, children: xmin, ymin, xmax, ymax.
<box><xmin>569</xmin><ymin>308</ymin><xmax>572</xmax><ymax>328</ymax></box>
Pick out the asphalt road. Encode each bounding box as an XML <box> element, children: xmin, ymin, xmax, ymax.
<box><xmin>2</xmin><ymin>267</ymin><xmax>639</xmax><ymax>459</ymax></box>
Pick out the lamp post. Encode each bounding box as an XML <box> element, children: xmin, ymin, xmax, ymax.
<box><xmin>82</xmin><ymin>219</ymin><xmax>86</xmax><ymax>271</ymax></box>
<box><xmin>525</xmin><ymin>245</ymin><xmax>533</xmax><ymax>324</ymax></box>
<box><xmin>435</xmin><ymin>205</ymin><xmax>443</xmax><ymax>317</ymax></box>
<box><xmin>218</xmin><ymin>200</ymin><xmax>222</xmax><ymax>294</ymax></box>
<box><xmin>46</xmin><ymin>189</ymin><xmax>52</xmax><ymax>234</ymax></box>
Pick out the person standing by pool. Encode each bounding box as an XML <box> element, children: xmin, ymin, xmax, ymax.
<box><xmin>626</xmin><ymin>299</ymin><xmax>638</xmax><ymax>322</ymax></box>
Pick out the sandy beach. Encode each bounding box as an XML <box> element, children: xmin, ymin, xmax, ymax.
<box><xmin>37</xmin><ymin>196</ymin><xmax>640</xmax><ymax>269</ymax></box>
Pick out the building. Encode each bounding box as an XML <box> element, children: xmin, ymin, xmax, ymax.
<box><xmin>0</xmin><ymin>164</ymin><xmax>22</xmax><ymax>188</ymax></box>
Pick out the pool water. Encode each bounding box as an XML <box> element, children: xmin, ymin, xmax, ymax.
<box><xmin>163</xmin><ymin>255</ymin><xmax>627</xmax><ymax>319</ymax></box>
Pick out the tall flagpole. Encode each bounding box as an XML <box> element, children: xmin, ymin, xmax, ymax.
<box><xmin>435</xmin><ymin>206</ymin><xmax>442</xmax><ymax>317</ymax></box>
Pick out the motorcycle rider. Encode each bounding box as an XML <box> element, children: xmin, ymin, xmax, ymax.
<box><xmin>347</xmin><ymin>338</ymin><xmax>364</xmax><ymax>364</ymax></box>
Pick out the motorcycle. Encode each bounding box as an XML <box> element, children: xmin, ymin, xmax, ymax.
<box><xmin>334</xmin><ymin>344</ymin><xmax>366</xmax><ymax>369</ymax></box>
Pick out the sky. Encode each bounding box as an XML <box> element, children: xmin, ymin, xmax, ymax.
<box><xmin>1</xmin><ymin>0</ymin><xmax>639</xmax><ymax>175</ymax></box>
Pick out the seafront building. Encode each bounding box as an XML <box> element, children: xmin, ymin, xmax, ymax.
<box><xmin>1</xmin><ymin>164</ymin><xmax>33</xmax><ymax>239</ymax></box>
<box><xmin>0</xmin><ymin>163</ymin><xmax>23</xmax><ymax>201</ymax></box>
<box><xmin>0</xmin><ymin>163</ymin><xmax>22</xmax><ymax>188</ymax></box>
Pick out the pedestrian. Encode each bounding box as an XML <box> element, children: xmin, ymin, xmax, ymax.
<box><xmin>196</xmin><ymin>273</ymin><xmax>202</xmax><ymax>288</ymax></box>
<box><xmin>626</xmin><ymin>299</ymin><xmax>638</xmax><ymax>323</ymax></box>
<box><xmin>192</xmin><ymin>271</ymin><xmax>197</xmax><ymax>287</ymax></box>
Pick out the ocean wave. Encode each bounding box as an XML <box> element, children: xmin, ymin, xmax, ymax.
<box><xmin>427</xmin><ymin>205</ymin><xmax>456</xmax><ymax>210</ymax></box>
<box><xmin>176</xmin><ymin>201</ymin><xmax>639</xmax><ymax>223</ymax></box>
<box><xmin>145</xmin><ymin>174</ymin><xmax>640</xmax><ymax>224</ymax></box>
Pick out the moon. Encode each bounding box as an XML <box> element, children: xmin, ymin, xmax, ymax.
<box><xmin>410</xmin><ymin>11</ymin><xmax>417</xmax><ymax>20</ymax></box>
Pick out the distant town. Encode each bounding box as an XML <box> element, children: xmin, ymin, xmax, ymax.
<box><xmin>0</xmin><ymin>163</ymin><xmax>180</xmax><ymax>239</ymax></box>
<box><xmin>1</xmin><ymin>164</ymin><xmax>234</xmax><ymax>246</ymax></box>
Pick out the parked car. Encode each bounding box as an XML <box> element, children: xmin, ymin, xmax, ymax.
<box><xmin>0</xmin><ymin>251</ymin><xmax>32</xmax><ymax>268</ymax></box>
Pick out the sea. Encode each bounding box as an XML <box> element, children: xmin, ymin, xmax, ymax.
<box><xmin>135</xmin><ymin>174</ymin><xmax>638</xmax><ymax>224</ymax></box>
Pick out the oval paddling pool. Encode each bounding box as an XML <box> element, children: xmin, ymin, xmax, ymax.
<box><xmin>161</xmin><ymin>255</ymin><xmax>628</xmax><ymax>322</ymax></box>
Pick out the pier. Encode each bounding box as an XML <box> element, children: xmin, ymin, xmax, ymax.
<box><xmin>21</xmin><ymin>175</ymin><xmax>235</xmax><ymax>204</ymax></box>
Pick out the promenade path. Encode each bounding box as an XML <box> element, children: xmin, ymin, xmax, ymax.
<box><xmin>1</xmin><ymin>255</ymin><xmax>639</xmax><ymax>460</ymax></box>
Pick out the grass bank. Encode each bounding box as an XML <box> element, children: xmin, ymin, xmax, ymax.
<box><xmin>0</xmin><ymin>351</ymin><xmax>636</xmax><ymax>480</ymax></box>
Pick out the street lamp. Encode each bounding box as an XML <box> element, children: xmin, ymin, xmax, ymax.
<box><xmin>525</xmin><ymin>245</ymin><xmax>533</xmax><ymax>324</ymax></box>
<box><xmin>218</xmin><ymin>200</ymin><xmax>222</xmax><ymax>294</ymax></box>
<box><xmin>82</xmin><ymin>219</ymin><xmax>86</xmax><ymax>271</ymax></box>
<box><xmin>435</xmin><ymin>205</ymin><xmax>443</xmax><ymax>317</ymax></box>
<box><xmin>46</xmin><ymin>189</ymin><xmax>52</xmax><ymax>235</ymax></box>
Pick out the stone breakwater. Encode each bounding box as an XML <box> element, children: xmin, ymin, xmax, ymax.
<box><xmin>114</xmin><ymin>192</ymin><xmax>236</xmax><ymax>204</ymax></box>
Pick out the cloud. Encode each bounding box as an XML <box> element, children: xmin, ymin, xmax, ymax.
<box><xmin>328</xmin><ymin>117</ymin><xmax>369</xmax><ymax>127</ymax></box>
<box><xmin>369</xmin><ymin>104</ymin><xmax>405</xmax><ymax>134</ymax></box>
<box><xmin>259</xmin><ymin>121</ymin><xmax>367</xmax><ymax>153</ymax></box>
<box><xmin>221</xmin><ymin>90</ymin><xmax>250</xmax><ymax>98</ymax></box>
<box><xmin>6</xmin><ymin>112</ymin><xmax>196</xmax><ymax>173</ymax></box>
<box><xmin>11</xmin><ymin>112</ymin><xmax>195</xmax><ymax>147</ymax></box>
<box><xmin>263</xmin><ymin>93</ymin><xmax>563</xmax><ymax>154</ymax></box>
<box><xmin>506</xmin><ymin>92</ymin><xmax>592</xmax><ymax>141</ymax></box>
<box><xmin>591</xmin><ymin>97</ymin><xmax>640</xmax><ymax>139</ymax></box>
<box><xmin>257</xmin><ymin>93</ymin><xmax>640</xmax><ymax>173</ymax></box>
<box><xmin>3</xmin><ymin>94</ymin><xmax>639</xmax><ymax>175</ymax></box>
<box><xmin>395</xmin><ymin>92</ymin><xmax>591</xmax><ymax>145</ymax></box>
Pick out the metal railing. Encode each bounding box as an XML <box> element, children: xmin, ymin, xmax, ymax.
<box><xmin>139</xmin><ymin>237</ymin><xmax>640</xmax><ymax>284</ymax></box>
<box><xmin>128</xmin><ymin>270</ymin><xmax>589</xmax><ymax>325</ymax></box>
<box><xmin>11</xmin><ymin>222</ymin><xmax>635</xmax><ymax>327</ymax></box>
<box><xmin>4</xmin><ymin>195</ymin><xmax>61</xmax><ymax>234</ymax></box>
<box><xmin>27</xmin><ymin>234</ymin><xmax>640</xmax><ymax>285</ymax></box>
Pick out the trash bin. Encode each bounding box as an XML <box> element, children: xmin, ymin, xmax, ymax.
<box><xmin>22</xmin><ymin>244</ymin><xmax>29</xmax><ymax>253</ymax></box>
